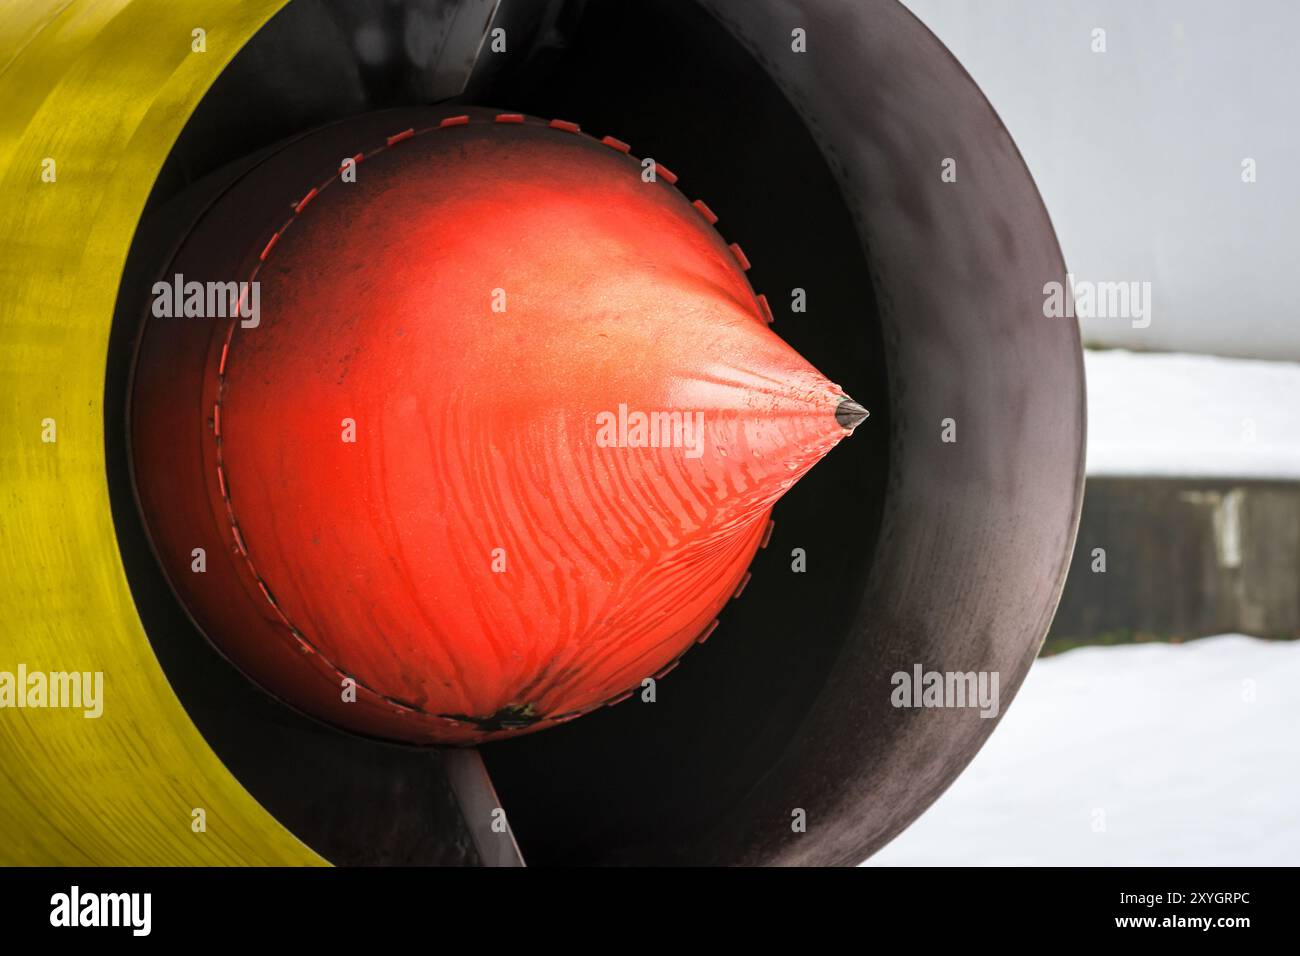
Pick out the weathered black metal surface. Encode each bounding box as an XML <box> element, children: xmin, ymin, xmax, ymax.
<box><xmin>482</xmin><ymin>0</ymin><xmax>1085</xmax><ymax>866</ymax></box>
<box><xmin>109</xmin><ymin>0</ymin><xmax>1083</xmax><ymax>866</ymax></box>
<box><xmin>478</xmin><ymin>0</ymin><xmax>891</xmax><ymax>865</ymax></box>
<box><xmin>685</xmin><ymin>0</ymin><xmax>1084</xmax><ymax>866</ymax></box>
<box><xmin>149</xmin><ymin>0</ymin><xmax>503</xmax><ymax>203</ymax></box>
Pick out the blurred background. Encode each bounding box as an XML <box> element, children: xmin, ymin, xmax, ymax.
<box><xmin>870</xmin><ymin>0</ymin><xmax>1300</xmax><ymax>866</ymax></box>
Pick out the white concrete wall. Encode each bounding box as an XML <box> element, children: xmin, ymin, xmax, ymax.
<box><xmin>901</xmin><ymin>0</ymin><xmax>1300</xmax><ymax>360</ymax></box>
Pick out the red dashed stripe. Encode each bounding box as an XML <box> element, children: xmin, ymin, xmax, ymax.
<box><xmin>654</xmin><ymin>660</ymin><xmax>680</xmax><ymax>680</ymax></box>
<box><xmin>697</xmin><ymin>619</ymin><xmax>721</xmax><ymax>644</ymax></box>
<box><xmin>729</xmin><ymin>242</ymin><xmax>751</xmax><ymax>271</ymax></box>
<box><xmin>732</xmin><ymin>571</ymin><xmax>752</xmax><ymax>599</ymax></box>
<box><xmin>258</xmin><ymin>231</ymin><xmax>280</xmax><ymax>261</ymax></box>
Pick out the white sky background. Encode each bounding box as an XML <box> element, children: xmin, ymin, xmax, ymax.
<box><xmin>901</xmin><ymin>0</ymin><xmax>1300</xmax><ymax>360</ymax></box>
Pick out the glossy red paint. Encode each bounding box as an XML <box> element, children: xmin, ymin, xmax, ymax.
<box><xmin>131</xmin><ymin>112</ymin><xmax>859</xmax><ymax>744</ymax></box>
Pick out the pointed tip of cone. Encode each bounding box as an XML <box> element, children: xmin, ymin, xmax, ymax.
<box><xmin>835</xmin><ymin>397</ymin><xmax>870</xmax><ymax>431</ymax></box>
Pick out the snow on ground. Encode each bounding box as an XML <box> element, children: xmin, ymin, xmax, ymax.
<box><xmin>865</xmin><ymin>635</ymin><xmax>1300</xmax><ymax>866</ymax></box>
<box><xmin>1084</xmin><ymin>350</ymin><xmax>1300</xmax><ymax>479</ymax></box>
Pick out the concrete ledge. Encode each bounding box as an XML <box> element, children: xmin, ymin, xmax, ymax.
<box><xmin>1048</xmin><ymin>477</ymin><xmax>1300</xmax><ymax>651</ymax></box>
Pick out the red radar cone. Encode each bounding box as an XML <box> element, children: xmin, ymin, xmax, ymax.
<box><xmin>130</xmin><ymin>110</ymin><xmax>866</xmax><ymax>743</ymax></box>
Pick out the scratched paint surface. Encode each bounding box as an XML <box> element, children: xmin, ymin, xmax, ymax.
<box><xmin>132</xmin><ymin>113</ymin><xmax>860</xmax><ymax>744</ymax></box>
